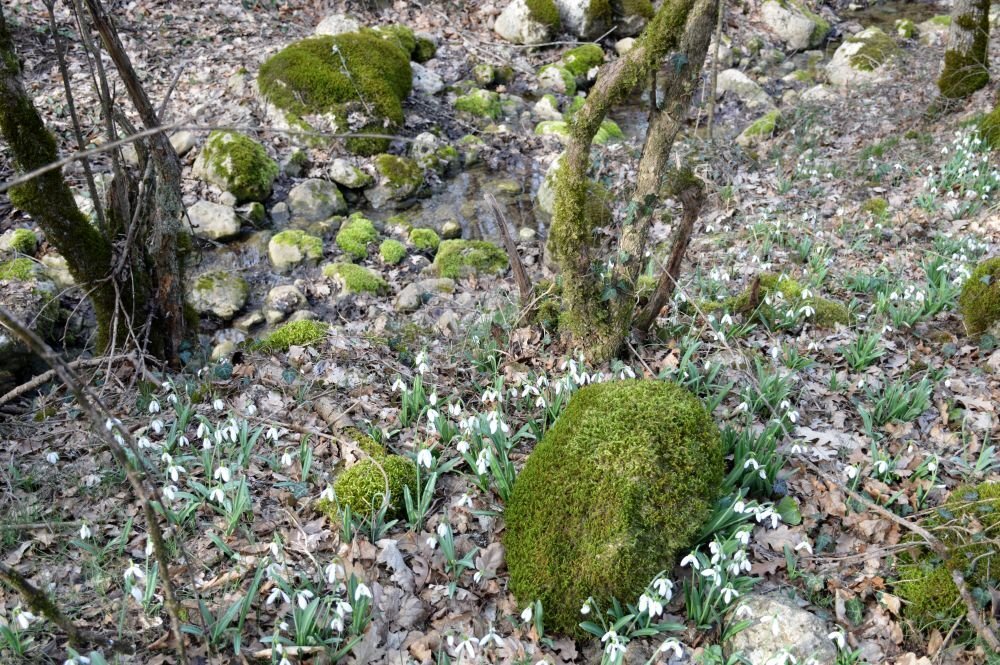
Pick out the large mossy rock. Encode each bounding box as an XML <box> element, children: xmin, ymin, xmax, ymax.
<box><xmin>958</xmin><ymin>256</ymin><xmax>1000</xmax><ymax>336</ymax></box>
<box><xmin>826</xmin><ymin>26</ymin><xmax>899</xmax><ymax>86</ymax></box>
<box><xmin>192</xmin><ymin>131</ymin><xmax>278</xmax><ymax>203</ymax></box>
<box><xmin>257</xmin><ymin>32</ymin><xmax>412</xmax><ymax>156</ymax></box>
<box><xmin>504</xmin><ymin>379</ymin><xmax>724</xmax><ymax>635</ymax></box>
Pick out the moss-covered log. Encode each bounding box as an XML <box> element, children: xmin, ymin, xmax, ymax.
<box><xmin>937</xmin><ymin>0</ymin><xmax>990</xmax><ymax>98</ymax></box>
<box><xmin>547</xmin><ymin>0</ymin><xmax>717</xmax><ymax>360</ymax></box>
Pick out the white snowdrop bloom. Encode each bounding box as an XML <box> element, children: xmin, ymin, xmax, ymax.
<box><xmin>721</xmin><ymin>585</ymin><xmax>739</xmax><ymax>604</ymax></box>
<box><xmin>426</xmin><ymin>408</ymin><xmax>439</xmax><ymax>424</ymax></box>
<box><xmin>354</xmin><ymin>583</ymin><xmax>373</xmax><ymax>601</ymax></box>
<box><xmin>733</xmin><ymin>500</ymin><xmax>746</xmax><ymax>514</ymax></box>
<box><xmin>46</xmin><ymin>451</ymin><xmax>59</xmax><ymax>465</ymax></box>
<box><xmin>436</xmin><ymin>522</ymin><xmax>450</xmax><ymax>539</ymax></box>
<box><xmin>150</xmin><ymin>419</ymin><xmax>164</xmax><ymax>435</ymax></box>
<box><xmin>791</xmin><ymin>443</ymin><xmax>803</xmax><ymax>454</ymax></box>
<box><xmin>15</xmin><ymin>610</ymin><xmax>36</xmax><ymax>630</ymax></box>
<box><xmin>456</xmin><ymin>440</ymin><xmax>470</xmax><ymax>455</ymax></box>
<box><xmin>426</xmin><ymin>536</ymin><xmax>438</xmax><ymax>549</ymax></box>
<box><xmin>296</xmin><ymin>589</ymin><xmax>314</xmax><ymax>609</ymax></box>
<box><xmin>162</xmin><ymin>485</ymin><xmax>177</xmax><ymax>502</ymax></box>
<box><xmin>735</xmin><ymin>401</ymin><xmax>749</xmax><ymax>413</ymax></box>
<box><xmin>600</xmin><ymin>630</ymin><xmax>619</xmax><ymax>645</ymax></box>
<box><xmin>743</xmin><ymin>458</ymin><xmax>760</xmax><ymax>471</ymax></box>
<box><xmin>721</xmin><ymin>313</ymin><xmax>734</xmax><ymax>326</ymax></box>
<box><xmin>770</xmin><ymin>347</ymin><xmax>780</xmax><ymax>360</ymax></box>
<box><xmin>659</xmin><ymin>638</ymin><xmax>683</xmax><ymax>658</ymax></box>
<box><xmin>429</xmin><ymin>392</ymin><xmax>438</xmax><ymax>406</ymax></box>
<box><xmin>246</xmin><ymin>404</ymin><xmax>257</xmax><ymax>416</ymax></box>
<box><xmin>320</xmin><ymin>486</ymin><xmax>335</xmax><ymax>501</ymax></box>
<box><xmin>209</xmin><ymin>487</ymin><xmax>225</xmax><ymax>504</ymax></box>
<box><xmin>828</xmin><ymin>630</ymin><xmax>846</xmax><ymax>650</ymax></box>
<box><xmin>770</xmin><ymin>615</ymin><xmax>782</xmax><ymax>637</ymax></box>
<box><xmin>735</xmin><ymin>604</ymin><xmax>753</xmax><ymax>619</ymax></box>
<box><xmin>148</xmin><ymin>400</ymin><xmax>160</xmax><ymax>414</ymax></box>
<box><xmin>448</xmin><ymin>402</ymin><xmax>462</xmax><ymax>417</ymax></box>
<box><xmin>535</xmin><ymin>395</ymin><xmax>547</xmax><ymax>409</ymax></box>
<box><xmin>214</xmin><ymin>466</ymin><xmax>231</xmax><ymax>483</ymax></box>
<box><xmin>417</xmin><ymin>448</ymin><xmax>433</xmax><ymax>469</ymax></box>
<box><xmin>580</xmin><ymin>600</ymin><xmax>591</xmax><ymax>615</ymax></box>
<box><xmin>196</xmin><ymin>422</ymin><xmax>207</xmax><ymax>438</ymax></box>
<box><xmin>166</xmin><ymin>463</ymin><xmax>185</xmax><ymax>482</ymax></box>
<box><xmin>653</xmin><ymin>577</ymin><xmax>673</xmax><ymax>598</ymax></box>
<box><xmin>700</xmin><ymin>568</ymin><xmax>721</xmax><ymax>586</ymax></box>
<box><xmin>680</xmin><ymin>554</ymin><xmax>700</xmax><ymax>570</ymax></box>
<box><xmin>391</xmin><ymin>378</ymin><xmax>406</xmax><ymax>392</ymax></box>
<box><xmin>79</xmin><ymin>523</ymin><xmax>92</xmax><ymax>540</ymax></box>
<box><xmin>794</xmin><ymin>540</ymin><xmax>813</xmax><ymax>554</ymax></box>
<box><xmin>845</xmin><ymin>465</ymin><xmax>858</xmax><ymax>480</ymax></box>
<box><xmin>281</xmin><ymin>452</ymin><xmax>293</xmax><ymax>467</ymax></box>
<box><xmin>213</xmin><ymin>398</ymin><xmax>224</xmax><ymax>411</ymax></box>
<box><xmin>927</xmin><ymin>460</ymin><xmax>938</xmax><ymax>473</ymax></box>
<box><xmin>104</xmin><ymin>417</ymin><xmax>117</xmax><ymax>432</ymax></box>
<box><xmin>638</xmin><ymin>593</ymin><xmax>663</xmax><ymax>617</ymax></box>
<box><xmin>138</xmin><ymin>436</ymin><xmax>152</xmax><ymax>449</ymax></box>
<box><xmin>279</xmin><ymin>658</ymin><xmax>292</xmax><ymax>665</ymax></box>
<box><xmin>267</xmin><ymin>427</ymin><xmax>280</xmax><ymax>441</ymax></box>
<box><xmin>265</xmin><ymin>587</ymin><xmax>289</xmax><ymax>606</ymax></box>
<box><xmin>736</xmin><ymin>530</ymin><xmax>751</xmax><ymax>546</ymax></box>
<box><xmin>875</xmin><ymin>460</ymin><xmax>889</xmax><ymax>475</ymax></box>
<box><xmin>145</xmin><ymin>539</ymin><xmax>154</xmax><ymax>558</ymax></box>
<box><xmin>520</xmin><ymin>605</ymin><xmax>533</xmax><ymax>623</ymax></box>
<box><xmin>124</xmin><ymin>561</ymin><xmax>145</xmax><ymax>582</ymax></box>
<box><xmin>177</xmin><ymin>435</ymin><xmax>189</xmax><ymax>447</ymax></box>
<box><xmin>476</xmin><ymin>448</ymin><xmax>491</xmax><ymax>475</ymax></box>
<box><xmin>325</xmin><ymin>562</ymin><xmax>344</xmax><ymax>584</ymax></box>
<box><xmin>167</xmin><ymin>393</ymin><xmax>178</xmax><ymax>405</ymax></box>
<box><xmin>478</xmin><ymin>627</ymin><xmax>503</xmax><ymax>648</ymax></box>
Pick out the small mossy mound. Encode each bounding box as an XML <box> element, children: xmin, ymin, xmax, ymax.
<box><xmin>707</xmin><ymin>273</ymin><xmax>849</xmax><ymax>328</ymax></box>
<box><xmin>432</xmin><ymin>239</ymin><xmax>508</xmax><ymax>279</ymax></box>
<box><xmin>454</xmin><ymin>88</ymin><xmax>502</xmax><ymax>119</ymax></box>
<box><xmin>0</xmin><ymin>257</ymin><xmax>36</xmax><ymax>281</ymax></box>
<box><xmin>593</xmin><ymin>119</ymin><xmax>624</xmax><ymax>144</ymax></box>
<box><xmin>193</xmin><ymin>131</ymin><xmax>278</xmax><ymax>203</ymax></box>
<box><xmin>847</xmin><ymin>27</ymin><xmax>899</xmax><ymax>72</ymax></box>
<box><xmin>375</xmin><ymin>154</ymin><xmax>424</xmax><ymax>191</ymax></box>
<box><xmin>526</xmin><ymin>0</ymin><xmax>561</xmax><ymax>28</ymax></box>
<box><xmin>978</xmin><ymin>103</ymin><xmax>1000</xmax><ymax>150</ymax></box>
<box><xmin>862</xmin><ymin>197</ymin><xmax>889</xmax><ymax>216</ymax></box>
<box><xmin>335</xmin><ymin>214</ymin><xmax>380</xmax><ymax>260</ymax></box>
<box><xmin>379</xmin><ymin>238</ymin><xmax>407</xmax><ymax>265</ymax></box>
<box><xmin>895</xmin><ymin>18</ymin><xmax>916</xmax><ymax>38</ymax></box>
<box><xmin>895</xmin><ymin>481</ymin><xmax>1000</xmax><ymax>633</ymax></box>
<box><xmin>371</xmin><ymin>24</ymin><xmax>416</xmax><ymax>56</ymax></box>
<box><xmin>413</xmin><ymin>35</ymin><xmax>437</xmax><ymax>63</ymax></box>
<box><xmin>257</xmin><ymin>32</ymin><xmax>412</xmax><ymax>155</ymax></box>
<box><xmin>958</xmin><ymin>257</ymin><xmax>1000</xmax><ymax>336</ymax></box>
<box><xmin>505</xmin><ymin>380</ymin><xmax>724</xmax><ymax>636</ymax></box>
<box><xmin>409</xmin><ymin>227</ymin><xmax>441</xmax><ymax>253</ymax></box>
<box><xmin>561</xmin><ymin>44</ymin><xmax>604</xmax><ymax>77</ymax></box>
<box><xmin>538</xmin><ymin>64</ymin><xmax>577</xmax><ymax>96</ymax></box>
<box><xmin>3</xmin><ymin>229</ymin><xmax>38</xmax><ymax>255</ymax></box>
<box><xmin>322</xmin><ymin>262</ymin><xmax>388</xmax><ymax>294</ymax></box>
<box><xmin>257</xmin><ymin>319</ymin><xmax>328</xmax><ymax>352</ymax></box>
<box><xmin>319</xmin><ymin>438</ymin><xmax>417</xmax><ymax>519</ymax></box>
<box><xmin>268</xmin><ymin>229</ymin><xmax>324</xmax><ymax>272</ymax></box>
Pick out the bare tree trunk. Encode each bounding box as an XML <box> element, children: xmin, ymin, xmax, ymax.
<box><xmin>938</xmin><ymin>0</ymin><xmax>990</xmax><ymax>99</ymax></box>
<box><xmin>547</xmin><ymin>0</ymin><xmax>717</xmax><ymax>360</ymax></box>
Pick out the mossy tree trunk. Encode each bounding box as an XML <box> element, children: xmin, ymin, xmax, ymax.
<box><xmin>548</xmin><ymin>0</ymin><xmax>717</xmax><ymax>360</ymax></box>
<box><xmin>938</xmin><ymin>0</ymin><xmax>991</xmax><ymax>99</ymax></box>
<box><xmin>0</xmin><ymin>3</ymin><xmax>187</xmax><ymax>361</ymax></box>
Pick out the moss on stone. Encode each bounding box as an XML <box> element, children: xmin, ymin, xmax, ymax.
<box><xmin>257</xmin><ymin>32</ymin><xmax>412</xmax><ymax>155</ymax></box>
<box><xmin>895</xmin><ymin>18</ymin><xmax>916</xmax><ymax>38</ymax></box>
<box><xmin>862</xmin><ymin>197</ymin><xmax>889</xmax><ymax>216</ymax></box>
<box><xmin>561</xmin><ymin>44</ymin><xmax>605</xmax><ymax>77</ymax></box>
<box><xmin>322</xmin><ymin>262</ymin><xmax>388</xmax><ymax>294</ymax></box>
<box><xmin>620</xmin><ymin>0</ymin><xmax>655</xmax><ymax>18</ymax></box>
<box><xmin>525</xmin><ymin>0</ymin><xmax>561</xmax><ymax>29</ymax></box>
<box><xmin>538</xmin><ymin>64</ymin><xmax>577</xmax><ymax>96</ymax></box>
<box><xmin>505</xmin><ymin>379</ymin><xmax>724</xmax><ymax>636</ymax></box>
<box><xmin>432</xmin><ymin>239</ymin><xmax>508</xmax><ymax>279</ymax></box>
<box><xmin>258</xmin><ymin>319</ymin><xmax>328</xmax><ymax>351</ymax></box>
<box><xmin>454</xmin><ymin>88</ymin><xmax>502</xmax><ymax>119</ymax></box>
<box><xmin>594</xmin><ymin>119</ymin><xmax>624</xmax><ymax>144</ymax></box>
<box><xmin>195</xmin><ymin>131</ymin><xmax>278</xmax><ymax>203</ymax></box>
<box><xmin>977</xmin><ymin>102</ymin><xmax>1000</xmax><ymax>150</ymax></box>
<box><xmin>0</xmin><ymin>257</ymin><xmax>35</xmax><ymax>281</ymax></box>
<box><xmin>937</xmin><ymin>0</ymin><xmax>990</xmax><ymax>98</ymax></box>
<box><xmin>335</xmin><ymin>214</ymin><xmax>379</xmax><ymax>260</ymax></box>
<box><xmin>535</xmin><ymin>120</ymin><xmax>570</xmax><ymax>138</ymax></box>
<box><xmin>409</xmin><ymin>227</ymin><xmax>441</xmax><ymax>253</ymax></box>
<box><xmin>379</xmin><ymin>238</ymin><xmax>407</xmax><ymax>264</ymax></box>
<box><xmin>930</xmin><ymin>14</ymin><xmax>952</xmax><ymax>26</ymax></box>
<box><xmin>4</xmin><ymin>228</ymin><xmax>37</xmax><ymax>255</ymax></box>
<box><xmin>585</xmin><ymin>0</ymin><xmax>614</xmax><ymax>24</ymax></box>
<box><xmin>319</xmin><ymin>440</ymin><xmax>417</xmax><ymax>519</ymax></box>
<box><xmin>269</xmin><ymin>229</ymin><xmax>324</xmax><ymax>269</ymax></box>
<box><xmin>413</xmin><ymin>35</ymin><xmax>437</xmax><ymax>63</ymax></box>
<box><xmin>375</xmin><ymin>153</ymin><xmax>424</xmax><ymax>191</ymax></box>
<box><xmin>371</xmin><ymin>24</ymin><xmax>416</xmax><ymax>57</ymax></box>
<box><xmin>895</xmin><ymin>481</ymin><xmax>1000</xmax><ymax>632</ymax></box>
<box><xmin>847</xmin><ymin>28</ymin><xmax>899</xmax><ymax>72</ymax></box>
<box><xmin>744</xmin><ymin>109</ymin><xmax>781</xmax><ymax>137</ymax></box>
<box><xmin>958</xmin><ymin>257</ymin><xmax>1000</xmax><ymax>336</ymax></box>
<box><xmin>563</xmin><ymin>95</ymin><xmax>586</xmax><ymax>121</ymax></box>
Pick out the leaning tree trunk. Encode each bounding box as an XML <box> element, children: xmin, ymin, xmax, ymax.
<box><xmin>0</xmin><ymin>3</ymin><xmax>187</xmax><ymax>362</ymax></box>
<box><xmin>548</xmin><ymin>0</ymin><xmax>717</xmax><ymax>360</ymax></box>
<box><xmin>938</xmin><ymin>0</ymin><xmax>991</xmax><ymax>99</ymax></box>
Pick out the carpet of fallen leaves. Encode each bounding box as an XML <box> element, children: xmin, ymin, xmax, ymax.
<box><xmin>1</xmin><ymin>0</ymin><xmax>999</xmax><ymax>664</ymax></box>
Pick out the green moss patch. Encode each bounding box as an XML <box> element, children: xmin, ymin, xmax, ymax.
<box><xmin>526</xmin><ymin>0</ymin><xmax>561</xmax><ymax>29</ymax></box>
<box><xmin>335</xmin><ymin>214</ymin><xmax>380</xmax><ymax>260</ymax></box>
<box><xmin>895</xmin><ymin>481</ymin><xmax>1000</xmax><ymax>632</ymax></box>
<box><xmin>862</xmin><ymin>197</ymin><xmax>889</xmax><ymax>216</ymax></box>
<box><xmin>257</xmin><ymin>32</ymin><xmax>412</xmax><ymax>155</ymax></box>
<box><xmin>432</xmin><ymin>239</ymin><xmax>508</xmax><ymax>279</ymax></box>
<box><xmin>505</xmin><ymin>380</ymin><xmax>723</xmax><ymax>635</ymax></box>
<box><xmin>318</xmin><ymin>436</ymin><xmax>417</xmax><ymax>519</ymax></box>
<box><xmin>561</xmin><ymin>44</ymin><xmax>604</xmax><ymax>77</ymax></box>
<box><xmin>978</xmin><ymin>103</ymin><xmax>1000</xmax><ymax>150</ymax></box>
<box><xmin>846</xmin><ymin>27</ymin><xmax>899</xmax><ymax>72</ymax></box>
<box><xmin>620</xmin><ymin>0</ymin><xmax>655</xmax><ymax>18</ymax></box>
<box><xmin>194</xmin><ymin>131</ymin><xmax>278</xmax><ymax>203</ymax></box>
<box><xmin>0</xmin><ymin>257</ymin><xmax>36</xmax><ymax>281</ymax></box>
<box><xmin>3</xmin><ymin>229</ymin><xmax>37</xmax><ymax>255</ymax></box>
<box><xmin>958</xmin><ymin>257</ymin><xmax>1000</xmax><ymax>336</ymax></box>
<box><xmin>375</xmin><ymin>154</ymin><xmax>423</xmax><ymax>191</ymax></box>
<box><xmin>322</xmin><ymin>262</ymin><xmax>388</xmax><ymax>294</ymax></box>
<box><xmin>454</xmin><ymin>88</ymin><xmax>502</xmax><ymax>119</ymax></box>
<box><xmin>707</xmin><ymin>273</ymin><xmax>849</xmax><ymax>328</ymax></box>
<box><xmin>379</xmin><ymin>238</ymin><xmax>407</xmax><ymax>264</ymax></box>
<box><xmin>937</xmin><ymin>0</ymin><xmax>990</xmax><ymax>98</ymax></box>
<box><xmin>257</xmin><ymin>319</ymin><xmax>328</xmax><ymax>352</ymax></box>
<box><xmin>409</xmin><ymin>227</ymin><xmax>441</xmax><ymax>253</ymax></box>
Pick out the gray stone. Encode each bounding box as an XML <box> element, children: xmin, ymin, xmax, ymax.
<box><xmin>233</xmin><ymin>309</ymin><xmax>265</xmax><ymax>332</ymax></box>
<box><xmin>187</xmin><ymin>200</ymin><xmax>242</xmax><ymax>241</ymax></box>
<box><xmin>211</xmin><ymin>340</ymin><xmax>238</xmax><ymax>362</ymax></box>
<box><xmin>314</xmin><ymin>13</ymin><xmax>361</xmax><ymax>36</ymax></box>
<box><xmin>614</xmin><ymin>37</ymin><xmax>636</xmax><ymax>56</ymax></box>
<box><xmin>535</xmin><ymin>152</ymin><xmax>564</xmax><ymax>217</ymax></box>
<box><xmin>518</xmin><ymin>227</ymin><xmax>537</xmax><ymax>241</ymax></box>
<box><xmin>826</xmin><ymin>27</ymin><xmax>895</xmax><ymax>86</ymax></box>
<box><xmin>553</xmin><ymin>0</ymin><xmax>610</xmax><ymax>39</ymax></box>
<box><xmin>268</xmin><ymin>230</ymin><xmax>323</xmax><ymax>273</ymax></box>
<box><xmin>169</xmin><ymin>131</ymin><xmax>197</xmax><ymax>156</ymax></box>
<box><xmin>218</xmin><ymin>191</ymin><xmax>238</xmax><ymax>207</ymax></box>
<box><xmin>441</xmin><ymin>220</ymin><xmax>462</xmax><ymax>240</ymax></box>
<box><xmin>287</xmin><ymin>179</ymin><xmax>347</xmax><ymax>222</ymax></box>
<box><xmin>263</xmin><ymin>284</ymin><xmax>308</xmax><ymax>324</ymax></box>
<box><xmin>270</xmin><ymin>202</ymin><xmax>290</xmax><ymax>226</ymax></box>
<box><xmin>188</xmin><ymin>270</ymin><xmax>249</xmax><ymax>320</ymax></box>
<box><xmin>716</xmin><ymin>69</ymin><xmax>775</xmax><ymax>109</ymax></box>
<box><xmin>412</xmin><ymin>63</ymin><xmax>445</xmax><ymax>96</ymax></box>
<box><xmin>495</xmin><ymin>0</ymin><xmax>552</xmax><ymax>45</ymax></box>
<box><xmin>726</xmin><ymin>593</ymin><xmax>837</xmax><ymax>665</ymax></box>
<box><xmin>532</xmin><ymin>95</ymin><xmax>563</xmax><ymax>121</ymax></box>
<box><xmin>394</xmin><ymin>277</ymin><xmax>456</xmax><ymax>312</ymax></box>
<box><xmin>761</xmin><ymin>0</ymin><xmax>828</xmax><ymax>52</ymax></box>
<box><xmin>329</xmin><ymin>159</ymin><xmax>373</xmax><ymax>189</ymax></box>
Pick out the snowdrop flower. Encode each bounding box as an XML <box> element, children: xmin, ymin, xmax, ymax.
<box><xmin>520</xmin><ymin>605</ymin><xmax>533</xmax><ymax>623</ymax></box>
<box><xmin>580</xmin><ymin>599</ymin><xmax>591</xmax><ymax>615</ymax></box>
<box><xmin>476</xmin><ymin>448</ymin><xmax>491</xmax><ymax>475</ymax></box>
<box><xmin>320</xmin><ymin>486</ymin><xmax>335</xmax><ymax>501</ymax></box>
<box><xmin>743</xmin><ymin>458</ymin><xmax>761</xmax><ymax>471</ymax></box>
<box><xmin>415</xmin><ymin>352</ymin><xmax>429</xmax><ymax>375</ymax></box>
<box><xmin>209</xmin><ymin>487</ymin><xmax>225</xmax><ymax>504</ymax></box>
<box><xmin>653</xmin><ymin>577</ymin><xmax>673</xmax><ymax>599</ymax></box>
<box><xmin>266</xmin><ymin>427</ymin><xmax>279</xmax><ymax>441</ymax></box>
<box><xmin>281</xmin><ymin>452</ymin><xmax>293</xmax><ymax>467</ymax></box>
<box><xmin>265</xmin><ymin>587</ymin><xmax>289</xmax><ymax>606</ymax></box>
<box><xmin>391</xmin><ymin>378</ymin><xmax>406</xmax><ymax>392</ymax></box>
<box><xmin>177</xmin><ymin>435</ymin><xmax>189</xmax><ymax>447</ymax></box>
<box><xmin>659</xmin><ymin>638</ymin><xmax>683</xmax><ymax>658</ymax></box>
<box><xmin>162</xmin><ymin>485</ymin><xmax>177</xmax><ymax>502</ymax></box>
<box><xmin>246</xmin><ymin>403</ymin><xmax>257</xmax><ymax>416</ymax></box>
<box><xmin>700</xmin><ymin>568</ymin><xmax>721</xmax><ymax>586</ymax></box>
<box><xmin>325</xmin><ymin>562</ymin><xmax>344</xmax><ymax>584</ymax></box>
<box><xmin>638</xmin><ymin>593</ymin><xmax>663</xmax><ymax>617</ymax></box>
<box><xmin>354</xmin><ymin>583</ymin><xmax>372</xmax><ymax>601</ymax></box>
<box><xmin>735</xmin><ymin>529</ymin><xmax>751</xmax><ymax>546</ymax></box>
<box><xmin>138</xmin><ymin>436</ymin><xmax>152</xmax><ymax>449</ymax></box>
<box><xmin>875</xmin><ymin>460</ymin><xmax>889</xmax><ymax>475</ymax></box>
<box><xmin>79</xmin><ymin>523</ymin><xmax>92</xmax><ymax>540</ymax></box>
<box><xmin>214</xmin><ymin>466</ymin><xmax>231</xmax><ymax>483</ymax></box>
<box><xmin>844</xmin><ymin>465</ymin><xmax>858</xmax><ymax>480</ymax></box>
<box><xmin>46</xmin><ymin>451</ymin><xmax>59</xmax><ymax>465</ymax></box>
<box><xmin>166</xmin><ymin>462</ymin><xmax>185</xmax><ymax>482</ymax></box>
<box><xmin>680</xmin><ymin>554</ymin><xmax>701</xmax><ymax>570</ymax></box>
<box><xmin>456</xmin><ymin>439</ymin><xmax>470</xmax><ymax>454</ymax></box>
<box><xmin>148</xmin><ymin>399</ymin><xmax>160</xmax><ymax>414</ymax></box>
<box><xmin>417</xmin><ymin>448</ymin><xmax>433</xmax><ymax>469</ymax></box>
<box><xmin>14</xmin><ymin>609</ymin><xmax>36</xmax><ymax>630</ymax></box>
<box><xmin>448</xmin><ymin>402</ymin><xmax>462</xmax><ymax>417</ymax></box>
<box><xmin>721</xmin><ymin>585</ymin><xmax>740</xmax><ymax>604</ymax></box>
<box><xmin>448</xmin><ymin>635</ymin><xmax>476</xmax><ymax>659</ymax></box>
<box><xmin>150</xmin><ymin>419</ymin><xmax>164</xmax><ymax>435</ymax></box>
<box><xmin>196</xmin><ymin>422</ymin><xmax>207</xmax><ymax>438</ymax></box>
<box><xmin>828</xmin><ymin>630</ymin><xmax>846</xmax><ymax>650</ymax></box>
<box><xmin>213</xmin><ymin>398</ymin><xmax>224</xmax><ymax>411</ymax></box>
<box><xmin>426</xmin><ymin>536</ymin><xmax>438</xmax><ymax>549</ymax></box>
<box><xmin>295</xmin><ymin>589</ymin><xmax>314</xmax><ymax>609</ymax></box>
<box><xmin>124</xmin><ymin>561</ymin><xmax>145</xmax><ymax>582</ymax></box>
<box><xmin>145</xmin><ymin>539</ymin><xmax>154</xmax><ymax>558</ymax></box>
<box><xmin>478</xmin><ymin>626</ymin><xmax>503</xmax><ymax>648</ymax></box>
<box><xmin>794</xmin><ymin>540</ymin><xmax>813</xmax><ymax>555</ymax></box>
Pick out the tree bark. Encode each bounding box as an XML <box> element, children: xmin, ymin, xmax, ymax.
<box><xmin>547</xmin><ymin>0</ymin><xmax>717</xmax><ymax>360</ymax></box>
<box><xmin>938</xmin><ymin>0</ymin><xmax>990</xmax><ymax>99</ymax></box>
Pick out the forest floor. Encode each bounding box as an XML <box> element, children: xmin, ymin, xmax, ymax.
<box><xmin>0</xmin><ymin>0</ymin><xmax>999</xmax><ymax>664</ymax></box>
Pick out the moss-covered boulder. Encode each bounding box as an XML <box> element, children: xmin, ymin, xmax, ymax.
<box><xmin>410</xmin><ymin>133</ymin><xmax>459</xmax><ymax>174</ymax></box>
<box><xmin>560</xmin><ymin>43</ymin><xmax>604</xmax><ymax>78</ymax></box>
<box><xmin>365</xmin><ymin>154</ymin><xmax>424</xmax><ymax>209</ymax></box>
<box><xmin>958</xmin><ymin>257</ymin><xmax>1000</xmax><ymax>336</ymax></box>
<box><xmin>0</xmin><ymin>228</ymin><xmax>38</xmax><ymax>256</ymax></box>
<box><xmin>454</xmin><ymin>88</ymin><xmax>503</xmax><ymax>119</ymax></box>
<box><xmin>379</xmin><ymin>239</ymin><xmax>407</xmax><ymax>265</ymax></box>
<box><xmin>257</xmin><ymin>32</ymin><xmax>412</xmax><ymax>155</ymax></box>
<box><xmin>192</xmin><ymin>131</ymin><xmax>278</xmax><ymax>203</ymax></box>
<box><xmin>322</xmin><ymin>262</ymin><xmax>388</xmax><ymax>294</ymax></box>
<box><xmin>537</xmin><ymin>64</ymin><xmax>577</xmax><ymax>96</ymax></box>
<box><xmin>432</xmin><ymin>239</ymin><xmax>508</xmax><ymax>279</ymax></box>
<box><xmin>268</xmin><ymin>230</ymin><xmax>324</xmax><ymax>272</ymax></box>
<box><xmin>257</xmin><ymin>319</ymin><xmax>328</xmax><ymax>352</ymax></box>
<box><xmin>760</xmin><ymin>0</ymin><xmax>830</xmax><ymax>51</ymax></box>
<box><xmin>335</xmin><ymin>214</ymin><xmax>380</xmax><ymax>260</ymax></box>
<box><xmin>978</xmin><ymin>103</ymin><xmax>1000</xmax><ymax>150</ymax></box>
<box><xmin>187</xmin><ymin>270</ymin><xmax>249</xmax><ymax>320</ymax></box>
<box><xmin>286</xmin><ymin>179</ymin><xmax>347</xmax><ymax>222</ymax></box>
<box><xmin>495</xmin><ymin>0</ymin><xmax>560</xmax><ymax>45</ymax></box>
<box><xmin>505</xmin><ymin>380</ymin><xmax>724</xmax><ymax>635</ymax></box>
<box><xmin>409</xmin><ymin>227</ymin><xmax>441</xmax><ymax>253</ymax></box>
<box><xmin>736</xmin><ymin>109</ymin><xmax>782</xmax><ymax>147</ymax></box>
<box><xmin>318</xmin><ymin>436</ymin><xmax>417</xmax><ymax>518</ymax></box>
<box><xmin>937</xmin><ymin>0</ymin><xmax>990</xmax><ymax>99</ymax></box>
<box><xmin>895</xmin><ymin>482</ymin><xmax>1000</xmax><ymax>633</ymax></box>
<box><xmin>826</xmin><ymin>27</ymin><xmax>899</xmax><ymax>86</ymax></box>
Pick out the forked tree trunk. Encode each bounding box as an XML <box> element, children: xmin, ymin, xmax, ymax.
<box><xmin>547</xmin><ymin>0</ymin><xmax>717</xmax><ymax>360</ymax></box>
<box><xmin>938</xmin><ymin>0</ymin><xmax>991</xmax><ymax>99</ymax></box>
